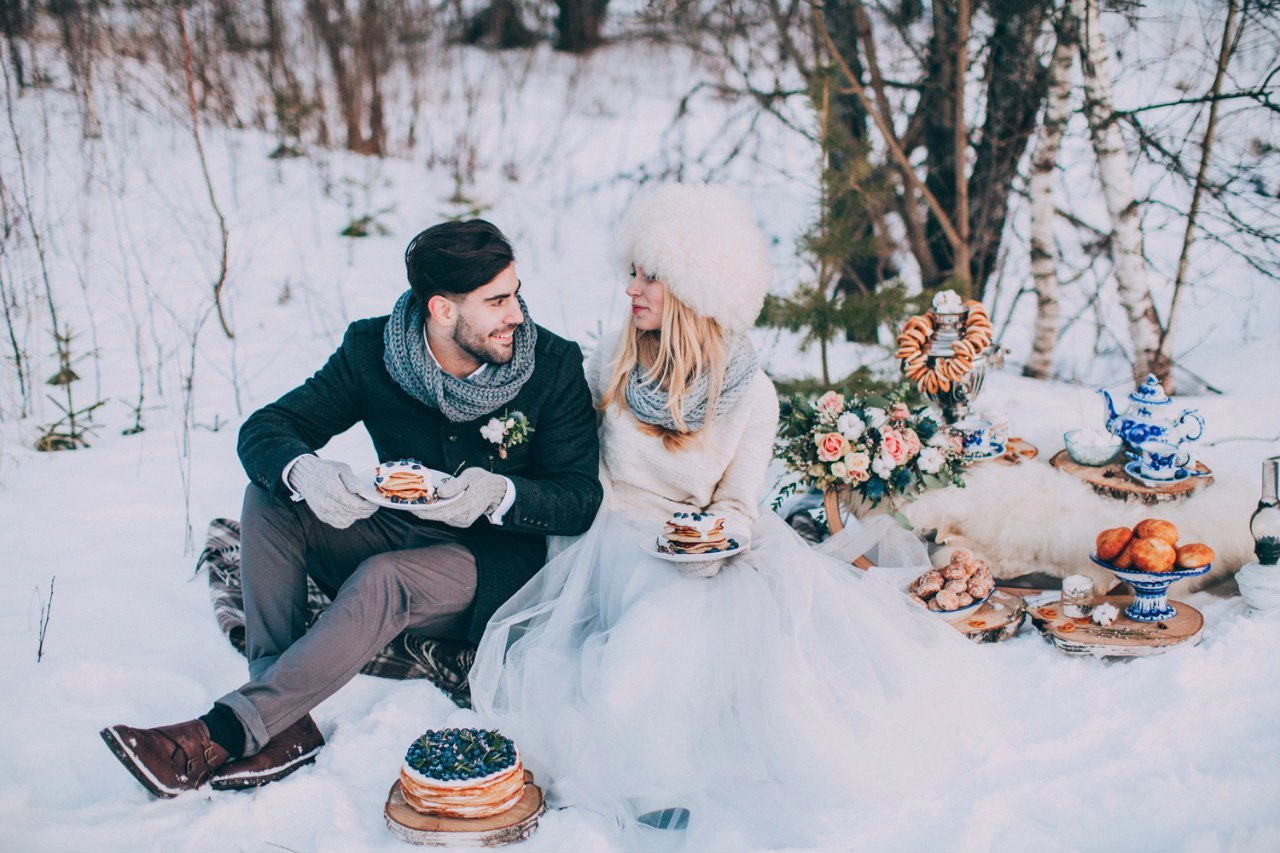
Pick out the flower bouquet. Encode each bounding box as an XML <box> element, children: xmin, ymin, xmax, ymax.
<box><xmin>775</xmin><ymin>390</ymin><xmax>965</xmax><ymax>522</ymax></box>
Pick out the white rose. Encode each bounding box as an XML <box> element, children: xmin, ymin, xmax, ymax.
<box><xmin>864</xmin><ymin>407</ymin><xmax>888</xmax><ymax>429</ymax></box>
<box><xmin>480</xmin><ymin>418</ymin><xmax>507</xmax><ymax>444</ymax></box>
<box><xmin>836</xmin><ymin>412</ymin><xmax>865</xmax><ymax>441</ymax></box>
<box><xmin>918</xmin><ymin>446</ymin><xmax>944</xmax><ymax>474</ymax></box>
<box><xmin>872</xmin><ymin>452</ymin><xmax>895</xmax><ymax>479</ymax></box>
<box><xmin>831</xmin><ymin>460</ymin><xmax>849</xmax><ymax>481</ymax></box>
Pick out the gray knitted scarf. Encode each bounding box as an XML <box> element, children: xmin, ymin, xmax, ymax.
<box><xmin>625</xmin><ymin>334</ymin><xmax>758</xmax><ymax>432</ymax></box>
<box><xmin>383</xmin><ymin>289</ymin><xmax>537</xmax><ymax>423</ymax></box>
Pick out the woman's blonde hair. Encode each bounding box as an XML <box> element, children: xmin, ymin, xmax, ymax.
<box><xmin>600</xmin><ymin>283</ymin><xmax>728</xmax><ymax>451</ymax></box>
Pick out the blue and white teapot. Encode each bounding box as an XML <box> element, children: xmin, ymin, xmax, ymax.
<box><xmin>1098</xmin><ymin>374</ymin><xmax>1205</xmax><ymax>450</ymax></box>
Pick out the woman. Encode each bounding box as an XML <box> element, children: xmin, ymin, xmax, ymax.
<box><xmin>469</xmin><ymin>184</ymin><xmax>980</xmax><ymax>850</ymax></box>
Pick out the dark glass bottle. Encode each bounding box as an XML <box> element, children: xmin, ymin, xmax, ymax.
<box><xmin>1251</xmin><ymin>456</ymin><xmax>1280</xmax><ymax>566</ymax></box>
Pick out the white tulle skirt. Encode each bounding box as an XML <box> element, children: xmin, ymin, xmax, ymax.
<box><xmin>469</xmin><ymin>509</ymin><xmax>986</xmax><ymax>851</ymax></box>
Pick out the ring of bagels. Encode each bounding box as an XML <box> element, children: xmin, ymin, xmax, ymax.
<box><xmin>896</xmin><ymin>300</ymin><xmax>993</xmax><ymax>396</ymax></box>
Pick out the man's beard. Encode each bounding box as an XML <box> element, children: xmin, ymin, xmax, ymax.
<box><xmin>454</xmin><ymin>314</ymin><xmax>518</xmax><ymax>366</ymax></box>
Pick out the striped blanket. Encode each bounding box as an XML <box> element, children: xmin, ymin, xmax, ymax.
<box><xmin>197</xmin><ymin>518</ymin><xmax>475</xmax><ymax>707</ymax></box>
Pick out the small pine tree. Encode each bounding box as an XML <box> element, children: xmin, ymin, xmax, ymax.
<box><xmin>757</xmin><ymin>73</ymin><xmax>908</xmax><ymax>391</ymax></box>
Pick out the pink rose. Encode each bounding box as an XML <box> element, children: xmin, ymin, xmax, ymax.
<box><xmin>900</xmin><ymin>428</ymin><xmax>922</xmax><ymax>459</ymax></box>
<box><xmin>816</xmin><ymin>391</ymin><xmax>845</xmax><ymax>413</ymax></box>
<box><xmin>879</xmin><ymin>427</ymin><xmax>907</xmax><ymax>464</ymax></box>
<box><xmin>890</xmin><ymin>402</ymin><xmax>911</xmax><ymax>421</ymax></box>
<box><xmin>816</xmin><ymin>432</ymin><xmax>851</xmax><ymax>462</ymax></box>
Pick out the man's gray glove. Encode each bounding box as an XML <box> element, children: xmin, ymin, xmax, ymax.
<box><xmin>410</xmin><ymin>467</ymin><xmax>508</xmax><ymax>528</ymax></box>
<box><xmin>287</xmin><ymin>455</ymin><xmax>377</xmax><ymax>529</ymax></box>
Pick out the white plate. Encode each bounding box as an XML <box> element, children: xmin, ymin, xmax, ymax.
<box><xmin>353</xmin><ymin>465</ymin><xmax>459</xmax><ymax>511</ymax></box>
<box><xmin>642</xmin><ymin>535</ymin><xmax>747</xmax><ymax>564</ymax></box>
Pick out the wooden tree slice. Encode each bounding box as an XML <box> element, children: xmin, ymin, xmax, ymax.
<box><xmin>954</xmin><ymin>589</ymin><xmax>1027</xmax><ymax>643</ymax></box>
<box><xmin>1028</xmin><ymin>595</ymin><xmax>1204</xmax><ymax>657</ymax></box>
<box><xmin>1049</xmin><ymin>450</ymin><xmax>1213</xmax><ymax>504</ymax></box>
<box><xmin>385</xmin><ymin>771</ymin><xmax>545</xmax><ymax>847</ymax></box>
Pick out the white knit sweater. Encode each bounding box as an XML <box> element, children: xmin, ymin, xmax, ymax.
<box><xmin>586</xmin><ymin>332</ymin><xmax>781</xmax><ymax>539</ymax></box>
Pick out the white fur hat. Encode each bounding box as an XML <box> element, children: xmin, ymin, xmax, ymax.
<box><xmin>613</xmin><ymin>183</ymin><xmax>772</xmax><ymax>332</ymax></box>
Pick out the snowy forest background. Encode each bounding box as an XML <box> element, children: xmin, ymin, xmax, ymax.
<box><xmin>2</xmin><ymin>1</ymin><xmax>1280</xmax><ymax>850</ymax></box>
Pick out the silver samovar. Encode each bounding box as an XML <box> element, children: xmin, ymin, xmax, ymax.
<box><xmin>920</xmin><ymin>291</ymin><xmax>1003</xmax><ymax>424</ymax></box>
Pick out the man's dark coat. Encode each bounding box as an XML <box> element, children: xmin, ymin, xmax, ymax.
<box><xmin>237</xmin><ymin>317</ymin><xmax>603</xmax><ymax>642</ymax></box>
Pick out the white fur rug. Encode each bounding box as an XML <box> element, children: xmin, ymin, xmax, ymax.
<box><xmin>900</xmin><ymin>460</ymin><xmax>1256</xmax><ymax>595</ymax></box>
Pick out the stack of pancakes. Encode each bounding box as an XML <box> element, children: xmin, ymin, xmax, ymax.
<box><xmin>659</xmin><ymin>511</ymin><xmax>732</xmax><ymax>555</ymax></box>
<box><xmin>399</xmin><ymin>729</ymin><xmax>525</xmax><ymax>819</ymax></box>
<box><xmin>374</xmin><ymin>459</ymin><xmax>436</xmax><ymax>504</ymax></box>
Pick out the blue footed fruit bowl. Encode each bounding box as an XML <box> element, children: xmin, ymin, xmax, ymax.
<box><xmin>1089</xmin><ymin>554</ymin><xmax>1211</xmax><ymax>622</ymax></box>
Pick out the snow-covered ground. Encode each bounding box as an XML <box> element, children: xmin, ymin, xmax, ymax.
<box><xmin>2</xmin><ymin>22</ymin><xmax>1279</xmax><ymax>853</ymax></box>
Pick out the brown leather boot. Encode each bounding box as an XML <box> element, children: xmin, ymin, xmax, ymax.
<box><xmin>209</xmin><ymin>714</ymin><xmax>325</xmax><ymax>791</ymax></box>
<box><xmin>100</xmin><ymin>720</ymin><xmax>230</xmax><ymax>799</ymax></box>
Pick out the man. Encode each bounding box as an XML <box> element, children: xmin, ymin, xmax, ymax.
<box><xmin>101</xmin><ymin>220</ymin><xmax>602</xmax><ymax>798</ymax></box>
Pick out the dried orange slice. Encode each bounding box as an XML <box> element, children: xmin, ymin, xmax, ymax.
<box><xmin>1058</xmin><ymin>622</ymin><xmax>1077</xmax><ymax>633</ymax></box>
<box><xmin>967</xmin><ymin>620</ymin><xmax>986</xmax><ymax>628</ymax></box>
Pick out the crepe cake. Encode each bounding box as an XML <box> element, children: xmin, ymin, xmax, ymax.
<box><xmin>399</xmin><ymin>728</ymin><xmax>525</xmax><ymax>819</ymax></box>
<box><xmin>374</xmin><ymin>459</ymin><xmax>437</xmax><ymax>505</ymax></box>
<box><xmin>657</xmin><ymin>511</ymin><xmax>738</xmax><ymax>555</ymax></box>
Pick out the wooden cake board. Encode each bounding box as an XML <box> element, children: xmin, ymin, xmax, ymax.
<box><xmin>385</xmin><ymin>770</ymin><xmax>546</xmax><ymax>847</ymax></box>
<box><xmin>1049</xmin><ymin>450</ymin><xmax>1213</xmax><ymax>504</ymax></box>
<box><xmin>1028</xmin><ymin>595</ymin><xmax>1204</xmax><ymax>657</ymax></box>
<box><xmin>955</xmin><ymin>589</ymin><xmax>1027</xmax><ymax>642</ymax></box>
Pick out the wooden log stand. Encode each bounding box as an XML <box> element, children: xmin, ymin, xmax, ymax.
<box><xmin>823</xmin><ymin>488</ymin><xmax>1026</xmax><ymax>641</ymax></box>
<box><xmin>1049</xmin><ymin>450</ymin><xmax>1213</xmax><ymax>504</ymax></box>
<box><xmin>385</xmin><ymin>770</ymin><xmax>545</xmax><ymax>847</ymax></box>
<box><xmin>1028</xmin><ymin>595</ymin><xmax>1204</xmax><ymax>657</ymax></box>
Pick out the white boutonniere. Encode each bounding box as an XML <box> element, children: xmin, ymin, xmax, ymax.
<box><xmin>480</xmin><ymin>410</ymin><xmax>533</xmax><ymax>459</ymax></box>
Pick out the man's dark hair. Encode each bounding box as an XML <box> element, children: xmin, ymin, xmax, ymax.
<box><xmin>404</xmin><ymin>219</ymin><xmax>515</xmax><ymax>310</ymax></box>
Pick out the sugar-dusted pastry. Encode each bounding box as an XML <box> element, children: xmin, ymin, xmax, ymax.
<box><xmin>934</xmin><ymin>587</ymin><xmax>964</xmax><ymax>610</ymax></box>
<box><xmin>1175</xmin><ymin>542</ymin><xmax>1214</xmax><ymax>569</ymax></box>
<box><xmin>1095</xmin><ymin>527</ymin><xmax>1134</xmax><ymax>562</ymax></box>
<box><xmin>1133</xmin><ymin>519</ymin><xmax>1179</xmax><ymax>547</ymax></box>
<box><xmin>1130</xmin><ymin>537</ymin><xmax>1177</xmax><ymax>573</ymax></box>
<box><xmin>967</xmin><ymin>571</ymin><xmax>995</xmax><ymax>599</ymax></box>
<box><xmin>909</xmin><ymin>570</ymin><xmax>945</xmax><ymax>598</ymax></box>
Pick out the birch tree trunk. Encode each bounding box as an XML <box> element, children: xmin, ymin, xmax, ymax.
<box><xmin>1155</xmin><ymin>0</ymin><xmax>1241</xmax><ymax>386</ymax></box>
<box><xmin>1024</xmin><ymin>5</ymin><xmax>1079</xmax><ymax>379</ymax></box>
<box><xmin>1075</xmin><ymin>0</ymin><xmax>1161</xmax><ymax>386</ymax></box>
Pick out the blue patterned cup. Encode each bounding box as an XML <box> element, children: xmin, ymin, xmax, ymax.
<box><xmin>954</xmin><ymin>418</ymin><xmax>1002</xmax><ymax>457</ymax></box>
<box><xmin>1138</xmin><ymin>440</ymin><xmax>1191</xmax><ymax>481</ymax></box>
